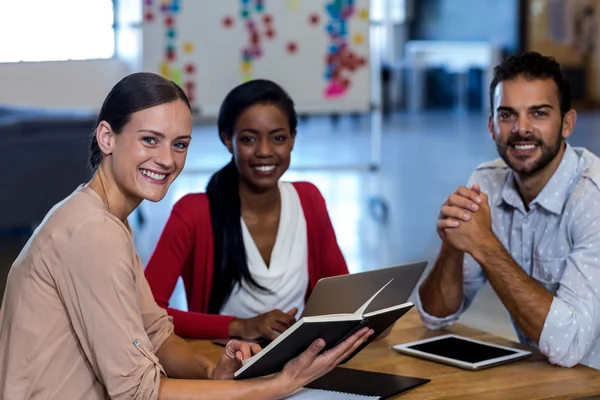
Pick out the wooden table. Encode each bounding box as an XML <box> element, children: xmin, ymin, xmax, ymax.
<box><xmin>188</xmin><ymin>309</ymin><xmax>600</xmax><ymax>399</ymax></box>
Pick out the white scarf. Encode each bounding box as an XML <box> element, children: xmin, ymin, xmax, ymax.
<box><xmin>220</xmin><ymin>182</ymin><xmax>309</xmax><ymax>318</ymax></box>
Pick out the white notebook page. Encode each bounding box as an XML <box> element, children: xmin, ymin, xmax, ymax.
<box><xmin>286</xmin><ymin>387</ymin><xmax>379</xmax><ymax>399</ymax></box>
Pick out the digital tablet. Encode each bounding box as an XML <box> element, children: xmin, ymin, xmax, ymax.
<box><xmin>392</xmin><ymin>334</ymin><xmax>532</xmax><ymax>370</ymax></box>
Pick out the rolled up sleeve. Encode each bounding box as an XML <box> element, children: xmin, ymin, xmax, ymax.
<box><xmin>55</xmin><ymin>217</ymin><xmax>171</xmax><ymax>399</ymax></box>
<box><xmin>416</xmin><ymin>253</ymin><xmax>487</xmax><ymax>330</ymax></box>
<box><xmin>539</xmin><ymin>207</ymin><xmax>600</xmax><ymax>368</ymax></box>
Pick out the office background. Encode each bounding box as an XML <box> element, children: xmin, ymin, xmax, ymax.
<box><xmin>2</xmin><ymin>0</ymin><xmax>599</xmax><ymax>342</ymax></box>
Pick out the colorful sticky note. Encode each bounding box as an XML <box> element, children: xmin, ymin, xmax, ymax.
<box><xmin>170</xmin><ymin>68</ymin><xmax>183</xmax><ymax>87</ymax></box>
<box><xmin>165</xmin><ymin>46</ymin><xmax>176</xmax><ymax>62</ymax></box>
<box><xmin>182</xmin><ymin>41</ymin><xmax>194</xmax><ymax>54</ymax></box>
<box><xmin>353</xmin><ymin>33</ymin><xmax>364</xmax><ymax>45</ymax></box>
<box><xmin>240</xmin><ymin>61</ymin><xmax>252</xmax><ymax>73</ymax></box>
<box><xmin>222</xmin><ymin>16</ymin><xmax>234</xmax><ymax>28</ymax></box>
<box><xmin>185</xmin><ymin>81</ymin><xmax>196</xmax><ymax>91</ymax></box>
<box><xmin>185</xmin><ymin>63</ymin><xmax>196</xmax><ymax>74</ymax></box>
<box><xmin>286</xmin><ymin>41</ymin><xmax>298</xmax><ymax>54</ymax></box>
<box><xmin>160</xmin><ymin>62</ymin><xmax>170</xmax><ymax>78</ymax></box>
<box><xmin>358</xmin><ymin>8</ymin><xmax>369</xmax><ymax>21</ymax></box>
<box><xmin>324</xmin><ymin>81</ymin><xmax>347</xmax><ymax>98</ymax></box>
<box><xmin>308</xmin><ymin>13</ymin><xmax>320</xmax><ymax>26</ymax></box>
<box><xmin>287</xmin><ymin>0</ymin><xmax>299</xmax><ymax>11</ymax></box>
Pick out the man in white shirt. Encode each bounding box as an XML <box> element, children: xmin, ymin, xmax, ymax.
<box><xmin>417</xmin><ymin>51</ymin><xmax>600</xmax><ymax>369</ymax></box>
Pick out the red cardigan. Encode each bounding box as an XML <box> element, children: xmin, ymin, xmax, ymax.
<box><xmin>144</xmin><ymin>181</ymin><xmax>349</xmax><ymax>339</ymax></box>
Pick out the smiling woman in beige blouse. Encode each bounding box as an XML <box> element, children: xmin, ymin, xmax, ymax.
<box><xmin>0</xmin><ymin>73</ymin><xmax>372</xmax><ymax>400</ymax></box>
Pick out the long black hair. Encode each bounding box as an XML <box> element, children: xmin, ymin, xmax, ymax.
<box><xmin>206</xmin><ymin>79</ymin><xmax>298</xmax><ymax>313</ymax></box>
<box><xmin>88</xmin><ymin>72</ymin><xmax>190</xmax><ymax>173</ymax></box>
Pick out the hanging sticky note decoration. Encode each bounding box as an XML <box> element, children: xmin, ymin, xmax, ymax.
<box><xmin>185</xmin><ymin>63</ymin><xmax>196</xmax><ymax>74</ymax></box>
<box><xmin>185</xmin><ymin>80</ymin><xmax>195</xmax><ymax>94</ymax></box>
<box><xmin>240</xmin><ymin>61</ymin><xmax>252</xmax><ymax>73</ymax></box>
<box><xmin>353</xmin><ymin>33</ymin><xmax>364</xmax><ymax>45</ymax></box>
<box><xmin>223</xmin><ymin>16</ymin><xmax>234</xmax><ymax>28</ymax></box>
<box><xmin>324</xmin><ymin>81</ymin><xmax>346</xmax><ymax>97</ymax></box>
<box><xmin>166</xmin><ymin>46</ymin><xmax>176</xmax><ymax>62</ymax></box>
<box><xmin>144</xmin><ymin>12</ymin><xmax>155</xmax><ymax>22</ymax></box>
<box><xmin>358</xmin><ymin>8</ymin><xmax>369</xmax><ymax>21</ymax></box>
<box><xmin>160</xmin><ymin>62</ymin><xmax>170</xmax><ymax>78</ymax></box>
<box><xmin>286</xmin><ymin>41</ymin><xmax>298</xmax><ymax>54</ymax></box>
<box><xmin>185</xmin><ymin>80</ymin><xmax>195</xmax><ymax>103</ymax></box>
<box><xmin>287</xmin><ymin>0</ymin><xmax>299</xmax><ymax>11</ymax></box>
<box><xmin>170</xmin><ymin>68</ymin><xmax>183</xmax><ymax>87</ymax></box>
<box><xmin>309</xmin><ymin>13</ymin><xmax>320</xmax><ymax>26</ymax></box>
<box><xmin>182</xmin><ymin>41</ymin><xmax>194</xmax><ymax>54</ymax></box>
<box><xmin>235</xmin><ymin>0</ymin><xmax>273</xmax><ymax>81</ymax></box>
<box><xmin>155</xmin><ymin>0</ymin><xmax>197</xmax><ymax>108</ymax></box>
<box><xmin>323</xmin><ymin>0</ymin><xmax>367</xmax><ymax>99</ymax></box>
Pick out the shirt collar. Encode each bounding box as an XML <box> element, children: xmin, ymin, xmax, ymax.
<box><xmin>497</xmin><ymin>143</ymin><xmax>579</xmax><ymax>215</ymax></box>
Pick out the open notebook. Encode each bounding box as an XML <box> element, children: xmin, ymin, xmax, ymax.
<box><xmin>234</xmin><ymin>279</ymin><xmax>414</xmax><ymax>380</ymax></box>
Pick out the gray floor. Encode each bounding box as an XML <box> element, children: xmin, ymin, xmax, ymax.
<box><xmin>4</xmin><ymin>110</ymin><xmax>600</xmax><ymax>342</ymax></box>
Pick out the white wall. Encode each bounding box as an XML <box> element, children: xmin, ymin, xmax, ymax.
<box><xmin>0</xmin><ymin>59</ymin><xmax>133</xmax><ymax>111</ymax></box>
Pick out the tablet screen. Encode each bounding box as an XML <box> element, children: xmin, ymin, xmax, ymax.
<box><xmin>406</xmin><ymin>336</ymin><xmax>519</xmax><ymax>363</ymax></box>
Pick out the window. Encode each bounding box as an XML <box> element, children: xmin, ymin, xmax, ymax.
<box><xmin>0</xmin><ymin>0</ymin><xmax>115</xmax><ymax>63</ymax></box>
<box><xmin>371</xmin><ymin>0</ymin><xmax>408</xmax><ymax>24</ymax></box>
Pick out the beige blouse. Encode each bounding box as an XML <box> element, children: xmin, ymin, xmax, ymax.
<box><xmin>0</xmin><ymin>186</ymin><xmax>174</xmax><ymax>399</ymax></box>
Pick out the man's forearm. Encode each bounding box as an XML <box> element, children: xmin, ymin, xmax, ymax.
<box><xmin>156</xmin><ymin>334</ymin><xmax>215</xmax><ymax>379</ymax></box>
<box><xmin>471</xmin><ymin>234</ymin><xmax>553</xmax><ymax>343</ymax></box>
<box><xmin>419</xmin><ymin>243</ymin><xmax>465</xmax><ymax>317</ymax></box>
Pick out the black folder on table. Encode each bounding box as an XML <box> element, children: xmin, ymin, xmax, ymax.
<box><xmin>305</xmin><ymin>367</ymin><xmax>430</xmax><ymax>399</ymax></box>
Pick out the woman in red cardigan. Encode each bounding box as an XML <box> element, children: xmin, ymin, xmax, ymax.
<box><xmin>144</xmin><ymin>79</ymin><xmax>349</xmax><ymax>340</ymax></box>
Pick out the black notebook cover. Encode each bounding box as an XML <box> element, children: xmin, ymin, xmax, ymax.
<box><xmin>306</xmin><ymin>367</ymin><xmax>430</xmax><ymax>399</ymax></box>
<box><xmin>234</xmin><ymin>303</ymin><xmax>414</xmax><ymax>380</ymax></box>
<box><xmin>235</xmin><ymin>318</ymin><xmax>362</xmax><ymax>379</ymax></box>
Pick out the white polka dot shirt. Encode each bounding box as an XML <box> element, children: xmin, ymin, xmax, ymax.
<box><xmin>417</xmin><ymin>144</ymin><xmax>600</xmax><ymax>369</ymax></box>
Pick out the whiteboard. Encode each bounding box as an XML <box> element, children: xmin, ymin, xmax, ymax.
<box><xmin>142</xmin><ymin>0</ymin><xmax>371</xmax><ymax>117</ymax></box>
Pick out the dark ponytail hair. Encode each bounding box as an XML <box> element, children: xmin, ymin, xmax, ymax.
<box><xmin>88</xmin><ymin>72</ymin><xmax>190</xmax><ymax>173</ymax></box>
<box><xmin>207</xmin><ymin>79</ymin><xmax>298</xmax><ymax>313</ymax></box>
